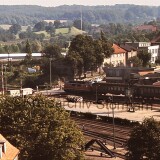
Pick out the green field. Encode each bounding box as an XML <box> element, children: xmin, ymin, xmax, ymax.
<box><xmin>0</xmin><ymin>24</ymin><xmax>29</xmax><ymax>31</ymax></box>
<box><xmin>55</xmin><ymin>27</ymin><xmax>85</xmax><ymax>35</ymax></box>
<box><xmin>0</xmin><ymin>24</ymin><xmax>86</xmax><ymax>40</ymax></box>
<box><xmin>34</xmin><ymin>30</ymin><xmax>50</xmax><ymax>38</ymax></box>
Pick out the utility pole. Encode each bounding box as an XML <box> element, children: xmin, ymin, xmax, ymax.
<box><xmin>1</xmin><ymin>64</ymin><xmax>4</xmax><ymax>95</ymax></box>
<box><xmin>111</xmin><ymin>101</ymin><xmax>116</xmax><ymax>149</ymax></box>
<box><xmin>80</xmin><ymin>5</ymin><xmax>82</xmax><ymax>32</ymax></box>
<box><xmin>49</xmin><ymin>58</ymin><xmax>52</xmax><ymax>88</ymax></box>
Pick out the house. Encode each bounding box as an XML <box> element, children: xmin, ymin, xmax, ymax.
<box><xmin>118</xmin><ymin>43</ymin><xmax>137</xmax><ymax>66</ymax></box>
<box><xmin>148</xmin><ymin>45</ymin><xmax>159</xmax><ymax>63</ymax></box>
<box><xmin>133</xmin><ymin>25</ymin><xmax>157</xmax><ymax>32</ymax></box>
<box><xmin>126</xmin><ymin>42</ymin><xmax>151</xmax><ymax>48</ymax></box>
<box><xmin>103</xmin><ymin>44</ymin><xmax>127</xmax><ymax>67</ymax></box>
<box><xmin>126</xmin><ymin>42</ymin><xmax>159</xmax><ymax>64</ymax></box>
<box><xmin>103</xmin><ymin>67</ymin><xmax>154</xmax><ymax>83</ymax></box>
<box><xmin>0</xmin><ymin>134</ymin><xmax>20</xmax><ymax>160</ymax></box>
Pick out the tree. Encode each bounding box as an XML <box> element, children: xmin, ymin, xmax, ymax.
<box><xmin>26</xmin><ymin>26</ymin><xmax>32</xmax><ymax>33</ymax></box>
<box><xmin>9</xmin><ymin>24</ymin><xmax>22</xmax><ymax>34</ymax></box>
<box><xmin>99</xmin><ymin>31</ymin><xmax>114</xmax><ymax>58</ymax></box>
<box><xmin>43</xmin><ymin>44</ymin><xmax>62</xmax><ymax>59</ymax></box>
<box><xmin>10</xmin><ymin>44</ymin><xmax>20</xmax><ymax>53</ymax></box>
<box><xmin>127</xmin><ymin>56</ymin><xmax>143</xmax><ymax>67</ymax></box>
<box><xmin>54</xmin><ymin>20</ymin><xmax>61</xmax><ymax>29</ymax></box>
<box><xmin>93</xmin><ymin>39</ymin><xmax>104</xmax><ymax>69</ymax></box>
<box><xmin>31</xmin><ymin>40</ymin><xmax>42</xmax><ymax>52</ymax></box>
<box><xmin>137</xmin><ymin>50</ymin><xmax>151</xmax><ymax>67</ymax></box>
<box><xmin>33</xmin><ymin>21</ymin><xmax>46</xmax><ymax>32</ymax></box>
<box><xmin>69</xmin><ymin>34</ymin><xmax>97</xmax><ymax>73</ymax></box>
<box><xmin>25</xmin><ymin>39</ymin><xmax>32</xmax><ymax>62</ymax></box>
<box><xmin>65</xmin><ymin>51</ymin><xmax>83</xmax><ymax>78</ymax></box>
<box><xmin>73</xmin><ymin>20</ymin><xmax>91</xmax><ymax>31</ymax></box>
<box><xmin>127</xmin><ymin>118</ymin><xmax>160</xmax><ymax>160</ymax></box>
<box><xmin>0</xmin><ymin>95</ymin><xmax>84</xmax><ymax>160</ymax></box>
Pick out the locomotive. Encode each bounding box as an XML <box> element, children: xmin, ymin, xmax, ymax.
<box><xmin>64</xmin><ymin>80</ymin><xmax>160</xmax><ymax>99</ymax></box>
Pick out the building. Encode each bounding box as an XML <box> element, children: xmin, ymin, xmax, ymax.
<box><xmin>133</xmin><ymin>25</ymin><xmax>157</xmax><ymax>32</ymax></box>
<box><xmin>0</xmin><ymin>134</ymin><xmax>19</xmax><ymax>160</ymax></box>
<box><xmin>119</xmin><ymin>43</ymin><xmax>137</xmax><ymax>66</ymax></box>
<box><xmin>148</xmin><ymin>45</ymin><xmax>159</xmax><ymax>63</ymax></box>
<box><xmin>0</xmin><ymin>52</ymin><xmax>67</xmax><ymax>62</ymax></box>
<box><xmin>0</xmin><ymin>53</ymin><xmax>42</xmax><ymax>62</ymax></box>
<box><xmin>103</xmin><ymin>67</ymin><xmax>154</xmax><ymax>83</ymax></box>
<box><xmin>126</xmin><ymin>42</ymin><xmax>159</xmax><ymax>64</ymax></box>
<box><xmin>103</xmin><ymin>44</ymin><xmax>127</xmax><ymax>67</ymax></box>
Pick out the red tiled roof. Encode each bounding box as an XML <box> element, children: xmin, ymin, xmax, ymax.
<box><xmin>134</xmin><ymin>25</ymin><xmax>157</xmax><ymax>32</ymax></box>
<box><xmin>0</xmin><ymin>134</ymin><xmax>20</xmax><ymax>160</ymax></box>
<box><xmin>112</xmin><ymin>44</ymin><xmax>126</xmax><ymax>54</ymax></box>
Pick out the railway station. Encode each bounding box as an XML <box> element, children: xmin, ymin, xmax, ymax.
<box><xmin>62</xmin><ymin>100</ymin><xmax>160</xmax><ymax>122</ymax></box>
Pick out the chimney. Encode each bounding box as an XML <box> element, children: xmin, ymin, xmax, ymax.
<box><xmin>0</xmin><ymin>141</ymin><xmax>6</xmax><ymax>155</ymax></box>
<box><xmin>0</xmin><ymin>144</ymin><xmax>3</xmax><ymax>159</ymax></box>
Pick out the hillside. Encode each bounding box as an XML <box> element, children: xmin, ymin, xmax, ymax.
<box><xmin>0</xmin><ymin>5</ymin><xmax>159</xmax><ymax>25</ymax></box>
<box><xmin>35</xmin><ymin>27</ymin><xmax>85</xmax><ymax>37</ymax></box>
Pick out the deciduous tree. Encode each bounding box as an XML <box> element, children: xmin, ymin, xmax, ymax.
<box><xmin>127</xmin><ymin>118</ymin><xmax>160</xmax><ymax>160</ymax></box>
<box><xmin>0</xmin><ymin>95</ymin><xmax>84</xmax><ymax>160</ymax></box>
<box><xmin>137</xmin><ymin>50</ymin><xmax>151</xmax><ymax>67</ymax></box>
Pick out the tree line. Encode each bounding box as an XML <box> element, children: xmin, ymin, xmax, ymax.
<box><xmin>0</xmin><ymin>5</ymin><xmax>160</xmax><ymax>25</ymax></box>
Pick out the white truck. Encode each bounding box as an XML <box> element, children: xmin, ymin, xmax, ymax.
<box><xmin>21</xmin><ymin>88</ymin><xmax>33</xmax><ymax>96</ymax></box>
<box><xmin>7</xmin><ymin>88</ymin><xmax>33</xmax><ymax>97</ymax></box>
<box><xmin>7</xmin><ymin>90</ymin><xmax>21</xmax><ymax>97</ymax></box>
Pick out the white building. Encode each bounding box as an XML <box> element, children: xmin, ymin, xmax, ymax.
<box><xmin>148</xmin><ymin>45</ymin><xmax>159</xmax><ymax>63</ymax></box>
<box><xmin>126</xmin><ymin>42</ymin><xmax>159</xmax><ymax>64</ymax></box>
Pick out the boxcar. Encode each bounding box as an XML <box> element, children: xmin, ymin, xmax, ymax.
<box><xmin>134</xmin><ymin>84</ymin><xmax>160</xmax><ymax>99</ymax></box>
<box><xmin>92</xmin><ymin>82</ymin><xmax>128</xmax><ymax>95</ymax></box>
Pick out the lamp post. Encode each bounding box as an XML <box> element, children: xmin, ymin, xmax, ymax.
<box><xmin>49</xmin><ymin>58</ymin><xmax>52</xmax><ymax>88</ymax></box>
<box><xmin>110</xmin><ymin>98</ymin><xmax>116</xmax><ymax>149</ymax></box>
<box><xmin>4</xmin><ymin>65</ymin><xmax>7</xmax><ymax>91</ymax></box>
<box><xmin>96</xmin><ymin>85</ymin><xmax>98</xmax><ymax>103</ymax></box>
<box><xmin>1</xmin><ymin>64</ymin><xmax>4</xmax><ymax>95</ymax></box>
<box><xmin>95</xmin><ymin>84</ymin><xmax>100</xmax><ymax>103</ymax></box>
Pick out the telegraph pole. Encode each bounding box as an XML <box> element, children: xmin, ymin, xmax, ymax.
<box><xmin>1</xmin><ymin>64</ymin><xmax>4</xmax><ymax>95</ymax></box>
<box><xmin>80</xmin><ymin>5</ymin><xmax>82</xmax><ymax>32</ymax></box>
<box><xmin>49</xmin><ymin>58</ymin><xmax>52</xmax><ymax>88</ymax></box>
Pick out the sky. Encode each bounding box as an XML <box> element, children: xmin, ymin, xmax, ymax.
<box><xmin>0</xmin><ymin>0</ymin><xmax>160</xmax><ymax>7</ymax></box>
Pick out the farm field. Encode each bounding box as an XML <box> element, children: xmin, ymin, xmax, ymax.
<box><xmin>0</xmin><ymin>24</ymin><xmax>29</xmax><ymax>31</ymax></box>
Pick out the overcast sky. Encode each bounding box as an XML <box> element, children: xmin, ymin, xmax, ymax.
<box><xmin>0</xmin><ymin>0</ymin><xmax>160</xmax><ymax>7</ymax></box>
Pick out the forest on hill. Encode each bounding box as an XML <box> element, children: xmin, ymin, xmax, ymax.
<box><xmin>0</xmin><ymin>4</ymin><xmax>160</xmax><ymax>25</ymax></box>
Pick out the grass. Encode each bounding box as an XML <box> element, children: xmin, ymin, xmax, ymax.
<box><xmin>0</xmin><ymin>24</ymin><xmax>29</xmax><ymax>32</ymax></box>
<box><xmin>55</xmin><ymin>27</ymin><xmax>86</xmax><ymax>36</ymax></box>
<box><xmin>34</xmin><ymin>30</ymin><xmax>50</xmax><ymax>38</ymax></box>
<box><xmin>0</xmin><ymin>24</ymin><xmax>11</xmax><ymax>30</ymax></box>
<box><xmin>55</xmin><ymin>28</ymin><xmax>69</xmax><ymax>34</ymax></box>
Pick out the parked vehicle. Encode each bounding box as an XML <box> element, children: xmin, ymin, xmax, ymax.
<box><xmin>66</xmin><ymin>95</ymin><xmax>83</xmax><ymax>102</ymax></box>
<box><xmin>7</xmin><ymin>90</ymin><xmax>21</xmax><ymax>97</ymax></box>
<box><xmin>6</xmin><ymin>88</ymin><xmax>33</xmax><ymax>97</ymax></box>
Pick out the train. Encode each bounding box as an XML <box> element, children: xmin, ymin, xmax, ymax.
<box><xmin>64</xmin><ymin>81</ymin><xmax>160</xmax><ymax>99</ymax></box>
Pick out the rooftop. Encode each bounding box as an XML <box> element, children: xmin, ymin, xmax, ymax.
<box><xmin>0</xmin><ymin>134</ymin><xmax>19</xmax><ymax>160</ymax></box>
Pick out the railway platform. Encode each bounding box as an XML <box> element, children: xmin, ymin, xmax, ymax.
<box><xmin>62</xmin><ymin>100</ymin><xmax>160</xmax><ymax>123</ymax></box>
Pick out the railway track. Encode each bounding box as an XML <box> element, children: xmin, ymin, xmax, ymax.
<box><xmin>72</xmin><ymin>117</ymin><xmax>131</xmax><ymax>146</ymax></box>
<box><xmin>72</xmin><ymin>117</ymin><xmax>131</xmax><ymax>137</ymax></box>
<box><xmin>71</xmin><ymin>116</ymin><xmax>131</xmax><ymax>159</ymax></box>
